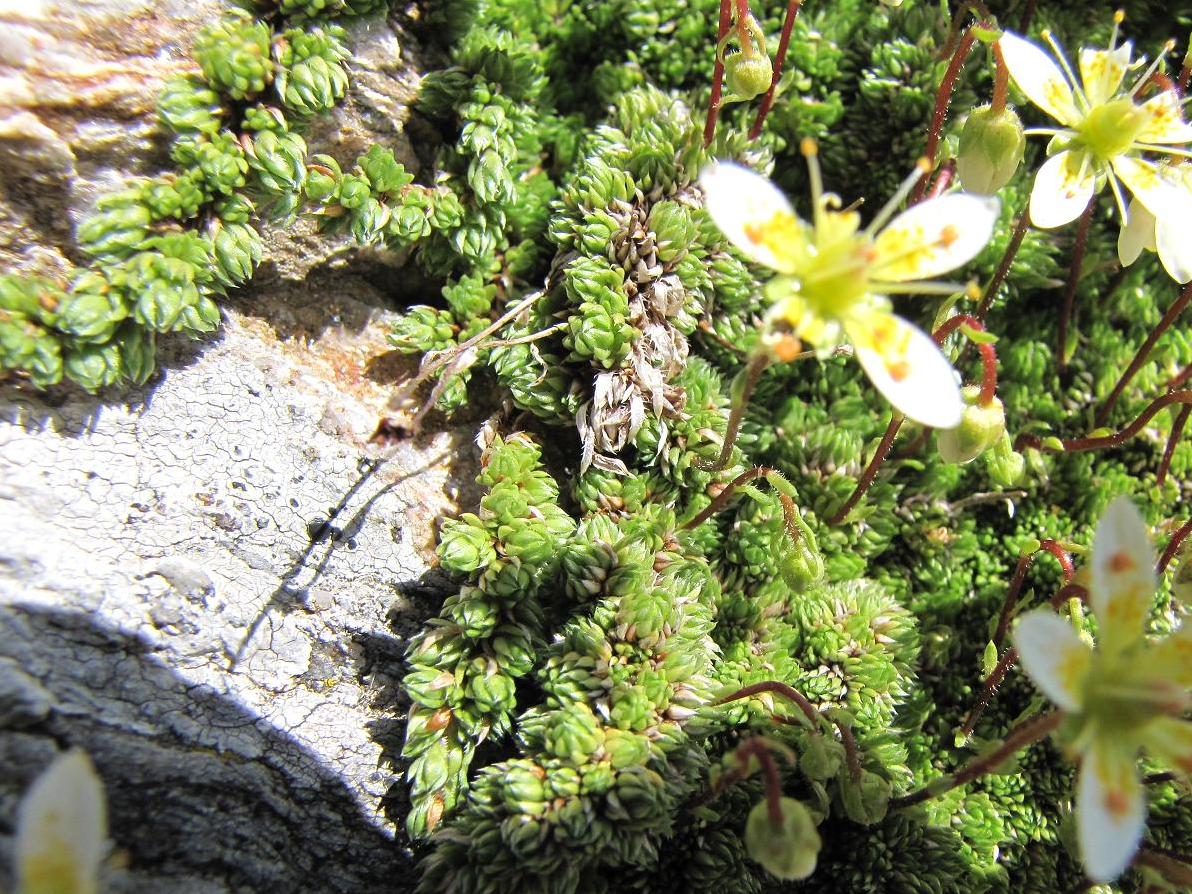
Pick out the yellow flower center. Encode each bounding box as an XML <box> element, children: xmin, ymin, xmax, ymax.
<box><xmin>797</xmin><ymin>208</ymin><xmax>874</xmax><ymax>318</ymax></box>
<box><xmin>1079</xmin><ymin>98</ymin><xmax>1149</xmax><ymax>160</ymax></box>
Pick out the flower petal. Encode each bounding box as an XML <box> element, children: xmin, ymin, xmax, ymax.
<box><xmin>1077</xmin><ymin>738</ymin><xmax>1145</xmax><ymax>884</ymax></box>
<box><xmin>1078</xmin><ymin>44</ymin><xmax>1131</xmax><ymax>107</ymax></box>
<box><xmin>843</xmin><ymin>308</ymin><xmax>963</xmax><ymax>429</ymax></box>
<box><xmin>16</xmin><ymin>750</ymin><xmax>107</xmax><ymax>894</ymax></box>
<box><xmin>999</xmin><ymin>31</ymin><xmax>1081</xmax><ymax>127</ymax></box>
<box><xmin>1012</xmin><ymin>609</ymin><xmax>1092</xmax><ymax>712</ymax></box>
<box><xmin>1149</xmin><ymin>623</ymin><xmax>1192</xmax><ymax>692</ymax></box>
<box><xmin>1112</xmin><ymin>155</ymin><xmax>1187</xmax><ymax>221</ymax></box>
<box><xmin>1090</xmin><ymin>495</ymin><xmax>1156</xmax><ymax>656</ymax></box>
<box><xmin>700</xmin><ymin>161</ymin><xmax>804</xmax><ymax>273</ymax></box>
<box><xmin>871</xmin><ymin>193</ymin><xmax>1000</xmax><ymax>282</ymax></box>
<box><xmin>1116</xmin><ymin>197</ymin><xmax>1157</xmax><ymax>267</ymax></box>
<box><xmin>1136</xmin><ymin>89</ymin><xmax>1192</xmax><ymax>145</ymax></box>
<box><xmin>1155</xmin><ymin>200</ymin><xmax>1192</xmax><ymax>284</ymax></box>
<box><xmin>1030</xmin><ymin>149</ymin><xmax>1097</xmax><ymax>228</ymax></box>
<box><xmin>1143</xmin><ymin>716</ymin><xmax>1192</xmax><ymax>779</ymax></box>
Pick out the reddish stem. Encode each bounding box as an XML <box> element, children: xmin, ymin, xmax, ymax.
<box><xmin>697</xmin><ymin>350</ymin><xmax>771</xmax><ymax>472</ymax></box>
<box><xmin>910</xmin><ymin>28</ymin><xmax>979</xmax><ymax>204</ymax></box>
<box><xmin>1057</xmin><ymin>198</ymin><xmax>1096</xmax><ymax>375</ymax></box>
<box><xmin>748</xmin><ymin>0</ymin><xmax>802</xmax><ymax>139</ymax></box>
<box><xmin>1017</xmin><ymin>0</ymin><xmax>1037</xmax><ymax>33</ymax></box>
<box><xmin>828</xmin><ymin>415</ymin><xmax>905</xmax><ymax>525</ymax></box>
<box><xmin>1016</xmin><ymin>390</ymin><xmax>1192</xmax><ymax>455</ymax></box>
<box><xmin>1158</xmin><ymin>517</ymin><xmax>1192</xmax><ymax>575</ymax></box>
<box><xmin>685</xmin><ymin>466</ymin><xmax>771</xmax><ymax>529</ymax></box>
<box><xmin>734</xmin><ymin>0</ymin><xmax>752</xmax><ymax>44</ymax></box>
<box><xmin>834</xmin><ymin>719</ymin><xmax>863</xmax><ymax>783</ymax></box>
<box><xmin>892</xmin><ymin>711</ymin><xmax>1063</xmax><ymax>809</ymax></box>
<box><xmin>963</xmin><ymin>575</ymin><xmax>1084</xmax><ymax>738</ymax></box>
<box><xmin>714</xmin><ymin>680</ymin><xmax>822</xmax><ymax>729</ymax></box>
<box><xmin>704</xmin><ymin>0</ymin><xmax>735</xmax><ymax>146</ymax></box>
<box><xmin>991</xmin><ymin>40</ymin><xmax>1009</xmax><ymax>112</ymax></box>
<box><xmin>737</xmin><ymin>738</ymin><xmax>786</xmax><ymax>824</ymax></box>
<box><xmin>1170</xmin><ymin>362</ymin><xmax>1192</xmax><ymax>392</ymax></box>
<box><xmin>1158</xmin><ymin>404</ymin><xmax>1191</xmax><ymax>487</ymax></box>
<box><xmin>830</xmin><ymin>315</ymin><xmax>997</xmax><ymax>524</ymax></box>
<box><xmin>976</xmin><ymin>213</ymin><xmax>1030</xmax><ymax>321</ymax></box>
<box><xmin>929</xmin><ymin>160</ymin><xmax>956</xmax><ymax>198</ymax></box>
<box><xmin>1097</xmin><ymin>281</ymin><xmax>1192</xmax><ymax>426</ymax></box>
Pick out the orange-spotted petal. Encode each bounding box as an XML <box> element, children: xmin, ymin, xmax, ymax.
<box><xmin>999</xmin><ymin>31</ymin><xmax>1081</xmax><ymax>127</ymax></box>
<box><xmin>1078</xmin><ymin>44</ymin><xmax>1131</xmax><ymax>106</ymax></box>
<box><xmin>1090</xmin><ymin>495</ymin><xmax>1156</xmax><ymax>656</ymax></box>
<box><xmin>16</xmin><ymin>750</ymin><xmax>107</xmax><ymax>894</ymax></box>
<box><xmin>1077</xmin><ymin>738</ymin><xmax>1146</xmax><ymax>883</ymax></box>
<box><xmin>870</xmin><ymin>193</ymin><xmax>1000</xmax><ymax>282</ymax></box>
<box><xmin>843</xmin><ymin>308</ymin><xmax>963</xmax><ymax>429</ymax></box>
<box><xmin>700</xmin><ymin>161</ymin><xmax>804</xmax><ymax>274</ymax></box>
<box><xmin>1030</xmin><ymin>149</ymin><xmax>1097</xmax><ymax>229</ymax></box>
<box><xmin>1012</xmin><ymin>609</ymin><xmax>1093</xmax><ymax>712</ymax></box>
<box><xmin>1136</xmin><ymin>89</ymin><xmax>1192</xmax><ymax>145</ymax></box>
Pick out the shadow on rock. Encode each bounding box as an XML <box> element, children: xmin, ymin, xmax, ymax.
<box><xmin>0</xmin><ymin>604</ymin><xmax>416</xmax><ymax>893</ymax></box>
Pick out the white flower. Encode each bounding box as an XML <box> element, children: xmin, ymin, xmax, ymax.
<box><xmin>1013</xmin><ymin>497</ymin><xmax>1192</xmax><ymax>883</ymax></box>
<box><xmin>699</xmin><ymin>148</ymin><xmax>998</xmax><ymax>429</ymax></box>
<box><xmin>999</xmin><ymin>17</ymin><xmax>1192</xmax><ymax>280</ymax></box>
<box><xmin>15</xmin><ymin>750</ymin><xmax>108</xmax><ymax>894</ymax></box>
<box><xmin>1117</xmin><ymin>165</ymin><xmax>1192</xmax><ymax>283</ymax></box>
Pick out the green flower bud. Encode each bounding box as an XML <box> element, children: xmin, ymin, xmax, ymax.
<box><xmin>64</xmin><ymin>340</ymin><xmax>122</xmax><ymax>392</ymax></box>
<box><xmin>956</xmin><ymin>104</ymin><xmax>1025</xmax><ymax>195</ymax></box>
<box><xmin>937</xmin><ymin>386</ymin><xmax>1006</xmax><ymax>464</ymax></box>
<box><xmin>800</xmin><ymin>733</ymin><xmax>845</xmax><ymax>782</ymax></box>
<box><xmin>439</xmin><ymin>514</ymin><xmax>496</xmax><ymax>573</ymax></box>
<box><xmin>194</xmin><ymin>11</ymin><xmax>273</xmax><ymax>100</ymax></box>
<box><xmin>776</xmin><ymin>504</ymin><xmax>825</xmax><ymax>593</ymax></box>
<box><xmin>744</xmin><ymin>797</ymin><xmax>821</xmax><ymax>881</ymax></box>
<box><xmin>839</xmin><ymin>768</ymin><xmax>891</xmax><ymax>825</ymax></box>
<box><xmin>985</xmin><ymin>429</ymin><xmax>1026</xmax><ymax>487</ymax></box>
<box><xmin>724</xmin><ymin>51</ymin><xmax>773</xmax><ymax>101</ymax></box>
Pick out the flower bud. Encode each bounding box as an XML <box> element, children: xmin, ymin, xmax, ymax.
<box><xmin>724</xmin><ymin>52</ymin><xmax>773</xmax><ymax>101</ymax></box>
<box><xmin>937</xmin><ymin>386</ymin><xmax>1005</xmax><ymax>464</ymax></box>
<box><xmin>956</xmin><ymin>104</ymin><xmax>1025</xmax><ymax>195</ymax></box>
<box><xmin>776</xmin><ymin>503</ymin><xmax>825</xmax><ymax>593</ymax></box>
<box><xmin>840</xmin><ymin>768</ymin><xmax>891</xmax><ymax>825</ymax></box>
<box><xmin>744</xmin><ymin>797</ymin><xmax>822</xmax><ymax>881</ymax></box>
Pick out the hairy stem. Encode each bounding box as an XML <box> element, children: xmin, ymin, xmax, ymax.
<box><xmin>748</xmin><ymin>0</ymin><xmax>802</xmax><ymax>139</ymax></box>
<box><xmin>1097</xmin><ymin>281</ymin><xmax>1192</xmax><ymax>425</ymax></box>
<box><xmin>714</xmin><ymin>680</ymin><xmax>822</xmax><ymax>730</ymax></box>
<box><xmin>991</xmin><ymin>40</ymin><xmax>1009</xmax><ymax>112</ymax></box>
<box><xmin>697</xmin><ymin>351</ymin><xmax>771</xmax><ymax>472</ymax></box>
<box><xmin>704</xmin><ymin>0</ymin><xmax>735</xmax><ymax>146</ymax></box>
<box><xmin>910</xmin><ymin>28</ymin><xmax>979</xmax><ymax>204</ymax></box>
<box><xmin>1158</xmin><ymin>517</ymin><xmax>1192</xmax><ymax>575</ymax></box>
<box><xmin>1016</xmin><ymin>390</ymin><xmax>1192</xmax><ymax>455</ymax></box>
<box><xmin>892</xmin><ymin>711</ymin><xmax>1063</xmax><ymax>809</ymax></box>
<box><xmin>1057</xmin><ymin>198</ymin><xmax>1095</xmax><ymax>375</ymax></box>
<box><xmin>975</xmin><ymin>212</ymin><xmax>1030</xmax><ymax>321</ymax></box>
<box><xmin>1158</xmin><ymin>404</ymin><xmax>1191</xmax><ymax>487</ymax></box>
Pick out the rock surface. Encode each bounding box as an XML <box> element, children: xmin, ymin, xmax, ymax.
<box><xmin>0</xmin><ymin>2</ymin><xmax>466</xmax><ymax>891</ymax></box>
